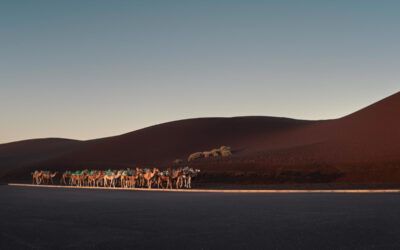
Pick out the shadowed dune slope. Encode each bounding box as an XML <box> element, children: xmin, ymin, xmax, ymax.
<box><xmin>0</xmin><ymin>117</ymin><xmax>314</xmax><ymax>178</ymax></box>
<box><xmin>257</xmin><ymin>91</ymin><xmax>400</xmax><ymax>165</ymax></box>
<box><xmin>48</xmin><ymin>117</ymin><xmax>314</xmax><ymax>167</ymax></box>
<box><xmin>1</xmin><ymin>91</ymin><xmax>400</xmax><ymax>183</ymax></box>
<box><xmin>0</xmin><ymin>138</ymin><xmax>81</xmax><ymax>178</ymax></box>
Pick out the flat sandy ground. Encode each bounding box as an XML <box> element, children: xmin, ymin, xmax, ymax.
<box><xmin>1</xmin><ymin>186</ymin><xmax>400</xmax><ymax>249</ymax></box>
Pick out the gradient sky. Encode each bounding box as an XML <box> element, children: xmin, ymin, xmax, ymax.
<box><xmin>1</xmin><ymin>0</ymin><xmax>399</xmax><ymax>143</ymax></box>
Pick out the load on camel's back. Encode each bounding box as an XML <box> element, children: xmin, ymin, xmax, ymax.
<box><xmin>187</xmin><ymin>146</ymin><xmax>232</xmax><ymax>162</ymax></box>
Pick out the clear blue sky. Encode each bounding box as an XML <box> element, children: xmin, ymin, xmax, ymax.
<box><xmin>1</xmin><ymin>0</ymin><xmax>399</xmax><ymax>143</ymax></box>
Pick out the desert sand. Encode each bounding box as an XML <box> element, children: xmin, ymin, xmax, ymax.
<box><xmin>1</xmin><ymin>92</ymin><xmax>400</xmax><ymax>185</ymax></box>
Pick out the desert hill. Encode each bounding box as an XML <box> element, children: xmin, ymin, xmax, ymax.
<box><xmin>0</xmin><ymin>138</ymin><xmax>81</xmax><ymax>178</ymax></box>
<box><xmin>2</xmin><ymin>91</ymin><xmax>400</xmax><ymax>184</ymax></box>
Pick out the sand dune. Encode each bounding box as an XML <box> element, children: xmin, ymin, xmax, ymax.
<box><xmin>2</xmin><ymin>92</ymin><xmax>400</xmax><ymax>184</ymax></box>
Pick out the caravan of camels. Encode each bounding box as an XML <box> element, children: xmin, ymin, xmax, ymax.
<box><xmin>30</xmin><ymin>146</ymin><xmax>231</xmax><ymax>189</ymax></box>
<box><xmin>31</xmin><ymin>167</ymin><xmax>201</xmax><ymax>189</ymax></box>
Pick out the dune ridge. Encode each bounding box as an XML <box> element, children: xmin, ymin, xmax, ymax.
<box><xmin>2</xmin><ymin>92</ymin><xmax>400</xmax><ymax>184</ymax></box>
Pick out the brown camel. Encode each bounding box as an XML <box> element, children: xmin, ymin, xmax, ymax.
<box><xmin>41</xmin><ymin>171</ymin><xmax>58</xmax><ymax>184</ymax></box>
<box><xmin>157</xmin><ymin>171</ymin><xmax>172</xmax><ymax>189</ymax></box>
<box><xmin>125</xmin><ymin>174</ymin><xmax>139</xmax><ymax>188</ymax></box>
<box><xmin>103</xmin><ymin>172</ymin><xmax>122</xmax><ymax>188</ymax></box>
<box><xmin>136</xmin><ymin>168</ymin><xmax>145</xmax><ymax>187</ymax></box>
<box><xmin>170</xmin><ymin>168</ymin><xmax>184</xmax><ymax>189</ymax></box>
<box><xmin>87</xmin><ymin>172</ymin><xmax>102</xmax><ymax>187</ymax></box>
<box><xmin>120</xmin><ymin>169</ymin><xmax>139</xmax><ymax>188</ymax></box>
<box><xmin>60</xmin><ymin>171</ymin><xmax>72</xmax><ymax>185</ymax></box>
<box><xmin>69</xmin><ymin>170</ymin><xmax>87</xmax><ymax>186</ymax></box>
<box><xmin>95</xmin><ymin>171</ymin><xmax>105</xmax><ymax>187</ymax></box>
<box><xmin>142</xmin><ymin>168</ymin><xmax>159</xmax><ymax>189</ymax></box>
<box><xmin>120</xmin><ymin>170</ymin><xmax>132</xmax><ymax>188</ymax></box>
<box><xmin>70</xmin><ymin>173</ymin><xmax>80</xmax><ymax>186</ymax></box>
<box><xmin>31</xmin><ymin>171</ymin><xmax>43</xmax><ymax>185</ymax></box>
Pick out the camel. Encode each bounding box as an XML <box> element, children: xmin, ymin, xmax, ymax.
<box><xmin>81</xmin><ymin>170</ymin><xmax>90</xmax><ymax>186</ymax></box>
<box><xmin>87</xmin><ymin>171</ymin><xmax>102</xmax><ymax>187</ymax></box>
<box><xmin>142</xmin><ymin>168</ymin><xmax>159</xmax><ymax>189</ymax></box>
<box><xmin>170</xmin><ymin>168</ymin><xmax>185</xmax><ymax>189</ymax></box>
<box><xmin>120</xmin><ymin>169</ymin><xmax>134</xmax><ymax>188</ymax></box>
<box><xmin>60</xmin><ymin>171</ymin><xmax>72</xmax><ymax>185</ymax></box>
<box><xmin>136</xmin><ymin>168</ymin><xmax>145</xmax><ymax>187</ymax></box>
<box><xmin>125</xmin><ymin>173</ymin><xmax>139</xmax><ymax>188</ymax></box>
<box><xmin>111</xmin><ymin>172</ymin><xmax>122</xmax><ymax>187</ymax></box>
<box><xmin>103</xmin><ymin>171</ymin><xmax>122</xmax><ymax>188</ymax></box>
<box><xmin>70</xmin><ymin>172</ymin><xmax>80</xmax><ymax>186</ymax></box>
<box><xmin>103</xmin><ymin>170</ymin><xmax>113</xmax><ymax>187</ymax></box>
<box><xmin>95</xmin><ymin>171</ymin><xmax>105</xmax><ymax>187</ymax></box>
<box><xmin>31</xmin><ymin>167</ymin><xmax>201</xmax><ymax>189</ymax></box>
<box><xmin>182</xmin><ymin>167</ymin><xmax>200</xmax><ymax>188</ymax></box>
<box><xmin>120</xmin><ymin>173</ymin><xmax>128</xmax><ymax>188</ymax></box>
<box><xmin>70</xmin><ymin>170</ymin><xmax>88</xmax><ymax>186</ymax></box>
<box><xmin>41</xmin><ymin>171</ymin><xmax>58</xmax><ymax>185</ymax></box>
<box><xmin>40</xmin><ymin>171</ymin><xmax>49</xmax><ymax>184</ymax></box>
<box><xmin>86</xmin><ymin>171</ymin><xmax>95</xmax><ymax>186</ymax></box>
<box><xmin>115</xmin><ymin>170</ymin><xmax>124</xmax><ymax>187</ymax></box>
<box><xmin>31</xmin><ymin>171</ymin><xmax>43</xmax><ymax>185</ymax></box>
<box><xmin>49</xmin><ymin>172</ymin><xmax>58</xmax><ymax>184</ymax></box>
<box><xmin>157</xmin><ymin>170</ymin><xmax>172</xmax><ymax>189</ymax></box>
